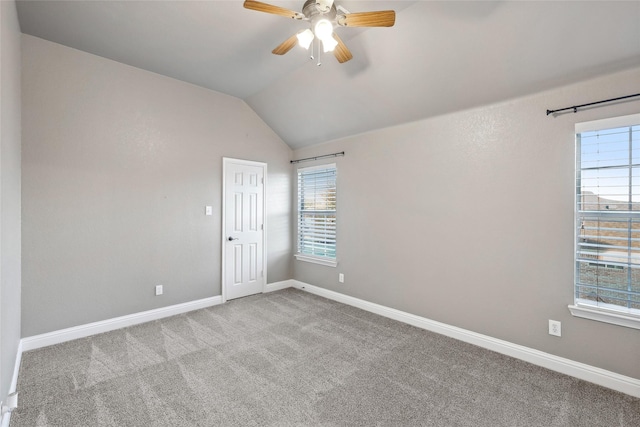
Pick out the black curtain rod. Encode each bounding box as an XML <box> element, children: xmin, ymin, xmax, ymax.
<box><xmin>546</xmin><ymin>93</ymin><xmax>640</xmax><ymax>116</ymax></box>
<box><xmin>290</xmin><ymin>151</ymin><xmax>345</xmax><ymax>164</ymax></box>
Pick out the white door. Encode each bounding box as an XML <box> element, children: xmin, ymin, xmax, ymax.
<box><xmin>223</xmin><ymin>158</ymin><xmax>266</xmax><ymax>300</ymax></box>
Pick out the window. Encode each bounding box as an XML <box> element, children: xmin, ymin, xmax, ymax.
<box><xmin>295</xmin><ymin>164</ymin><xmax>337</xmax><ymax>267</ymax></box>
<box><xmin>572</xmin><ymin>113</ymin><xmax>640</xmax><ymax>329</ymax></box>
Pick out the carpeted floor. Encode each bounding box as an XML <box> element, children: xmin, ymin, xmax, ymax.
<box><xmin>11</xmin><ymin>288</ymin><xmax>640</xmax><ymax>426</ymax></box>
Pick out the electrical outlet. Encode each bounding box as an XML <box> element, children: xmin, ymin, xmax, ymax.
<box><xmin>549</xmin><ymin>320</ymin><xmax>561</xmax><ymax>337</ymax></box>
<box><xmin>155</xmin><ymin>285</ymin><xmax>163</xmax><ymax>296</ymax></box>
<box><xmin>339</xmin><ymin>273</ymin><xmax>344</xmax><ymax>283</ymax></box>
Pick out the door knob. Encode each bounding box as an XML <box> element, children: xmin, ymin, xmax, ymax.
<box><xmin>228</xmin><ymin>237</ymin><xmax>239</xmax><ymax>241</ymax></box>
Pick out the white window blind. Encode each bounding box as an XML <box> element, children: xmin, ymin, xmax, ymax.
<box><xmin>575</xmin><ymin>117</ymin><xmax>640</xmax><ymax>318</ymax></box>
<box><xmin>297</xmin><ymin>164</ymin><xmax>337</xmax><ymax>263</ymax></box>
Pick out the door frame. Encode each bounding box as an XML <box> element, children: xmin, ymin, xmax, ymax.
<box><xmin>221</xmin><ymin>157</ymin><xmax>268</xmax><ymax>303</ymax></box>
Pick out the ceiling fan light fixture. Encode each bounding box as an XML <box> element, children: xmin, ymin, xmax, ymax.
<box><xmin>314</xmin><ymin>18</ymin><xmax>334</xmax><ymax>41</ymax></box>
<box><xmin>322</xmin><ymin>35</ymin><xmax>338</xmax><ymax>52</ymax></box>
<box><xmin>246</xmin><ymin>0</ymin><xmax>396</xmax><ymax>64</ymax></box>
<box><xmin>296</xmin><ymin>29</ymin><xmax>314</xmax><ymax>50</ymax></box>
<box><xmin>315</xmin><ymin>0</ymin><xmax>334</xmax><ymax>14</ymax></box>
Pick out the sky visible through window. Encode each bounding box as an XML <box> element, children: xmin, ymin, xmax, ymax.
<box><xmin>579</xmin><ymin>125</ymin><xmax>639</xmax><ymax>207</ymax></box>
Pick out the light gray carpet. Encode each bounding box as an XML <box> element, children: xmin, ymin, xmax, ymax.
<box><xmin>11</xmin><ymin>288</ymin><xmax>640</xmax><ymax>426</ymax></box>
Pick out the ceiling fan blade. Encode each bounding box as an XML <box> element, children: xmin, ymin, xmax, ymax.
<box><xmin>337</xmin><ymin>10</ymin><xmax>395</xmax><ymax>27</ymax></box>
<box><xmin>272</xmin><ymin>33</ymin><xmax>299</xmax><ymax>55</ymax></box>
<box><xmin>243</xmin><ymin>0</ymin><xmax>304</xmax><ymax>19</ymax></box>
<box><xmin>332</xmin><ymin>33</ymin><xmax>353</xmax><ymax>63</ymax></box>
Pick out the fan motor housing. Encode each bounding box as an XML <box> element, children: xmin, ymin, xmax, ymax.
<box><xmin>303</xmin><ymin>0</ymin><xmax>337</xmax><ymax>21</ymax></box>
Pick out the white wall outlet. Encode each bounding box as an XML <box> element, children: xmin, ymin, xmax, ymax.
<box><xmin>155</xmin><ymin>285</ymin><xmax>163</xmax><ymax>296</ymax></box>
<box><xmin>205</xmin><ymin>205</ymin><xmax>213</xmax><ymax>216</ymax></box>
<box><xmin>549</xmin><ymin>320</ymin><xmax>561</xmax><ymax>337</ymax></box>
<box><xmin>339</xmin><ymin>273</ymin><xmax>344</xmax><ymax>283</ymax></box>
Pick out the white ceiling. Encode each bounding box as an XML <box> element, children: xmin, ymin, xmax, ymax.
<box><xmin>16</xmin><ymin>0</ymin><xmax>640</xmax><ymax>149</ymax></box>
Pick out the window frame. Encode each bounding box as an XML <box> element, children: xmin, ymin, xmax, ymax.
<box><xmin>294</xmin><ymin>163</ymin><xmax>338</xmax><ymax>268</ymax></box>
<box><xmin>570</xmin><ymin>113</ymin><xmax>640</xmax><ymax>330</ymax></box>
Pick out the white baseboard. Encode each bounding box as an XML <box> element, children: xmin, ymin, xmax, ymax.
<box><xmin>21</xmin><ymin>296</ymin><xmax>223</xmax><ymax>352</ymax></box>
<box><xmin>20</xmin><ymin>281</ymin><xmax>296</xmax><ymax>352</ymax></box>
<box><xmin>14</xmin><ymin>281</ymin><xmax>640</xmax><ymax>399</ymax></box>
<box><xmin>265</xmin><ymin>279</ymin><xmax>295</xmax><ymax>293</ymax></box>
<box><xmin>291</xmin><ymin>281</ymin><xmax>640</xmax><ymax>398</ymax></box>
<box><xmin>0</xmin><ymin>340</ymin><xmax>23</xmax><ymax>427</ymax></box>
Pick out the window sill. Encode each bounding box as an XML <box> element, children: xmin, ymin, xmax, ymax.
<box><xmin>294</xmin><ymin>254</ymin><xmax>338</xmax><ymax>268</ymax></box>
<box><xmin>568</xmin><ymin>304</ymin><xmax>640</xmax><ymax>330</ymax></box>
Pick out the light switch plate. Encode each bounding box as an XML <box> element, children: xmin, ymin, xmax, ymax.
<box><xmin>205</xmin><ymin>206</ymin><xmax>213</xmax><ymax>216</ymax></box>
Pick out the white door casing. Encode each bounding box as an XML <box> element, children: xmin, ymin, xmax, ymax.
<box><xmin>222</xmin><ymin>158</ymin><xmax>266</xmax><ymax>301</ymax></box>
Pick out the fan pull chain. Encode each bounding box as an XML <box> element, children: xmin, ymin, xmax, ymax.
<box><xmin>317</xmin><ymin>39</ymin><xmax>322</xmax><ymax>66</ymax></box>
<box><xmin>310</xmin><ymin>38</ymin><xmax>315</xmax><ymax>61</ymax></box>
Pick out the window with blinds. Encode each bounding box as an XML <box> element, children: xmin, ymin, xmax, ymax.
<box><xmin>296</xmin><ymin>164</ymin><xmax>337</xmax><ymax>266</ymax></box>
<box><xmin>575</xmin><ymin>116</ymin><xmax>639</xmax><ymax>318</ymax></box>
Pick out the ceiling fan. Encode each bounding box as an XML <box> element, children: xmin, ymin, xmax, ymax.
<box><xmin>244</xmin><ymin>0</ymin><xmax>395</xmax><ymax>64</ymax></box>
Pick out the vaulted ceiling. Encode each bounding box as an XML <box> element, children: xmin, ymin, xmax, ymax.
<box><xmin>16</xmin><ymin>1</ymin><xmax>640</xmax><ymax>149</ymax></box>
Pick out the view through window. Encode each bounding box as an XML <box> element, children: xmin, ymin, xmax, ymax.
<box><xmin>575</xmin><ymin>116</ymin><xmax>639</xmax><ymax>316</ymax></box>
<box><xmin>296</xmin><ymin>164</ymin><xmax>337</xmax><ymax>265</ymax></box>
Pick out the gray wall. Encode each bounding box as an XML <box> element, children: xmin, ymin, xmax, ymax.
<box><xmin>292</xmin><ymin>66</ymin><xmax>640</xmax><ymax>380</ymax></box>
<box><xmin>21</xmin><ymin>35</ymin><xmax>292</xmax><ymax>337</ymax></box>
<box><xmin>0</xmin><ymin>0</ymin><xmax>22</xmax><ymax>405</ymax></box>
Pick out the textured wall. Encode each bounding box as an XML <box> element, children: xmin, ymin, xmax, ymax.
<box><xmin>0</xmin><ymin>0</ymin><xmax>22</xmax><ymax>406</ymax></box>
<box><xmin>292</xmin><ymin>67</ymin><xmax>640</xmax><ymax>380</ymax></box>
<box><xmin>21</xmin><ymin>35</ymin><xmax>292</xmax><ymax>337</ymax></box>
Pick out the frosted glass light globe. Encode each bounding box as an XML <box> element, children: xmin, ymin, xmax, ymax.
<box><xmin>314</xmin><ymin>19</ymin><xmax>333</xmax><ymax>41</ymax></box>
